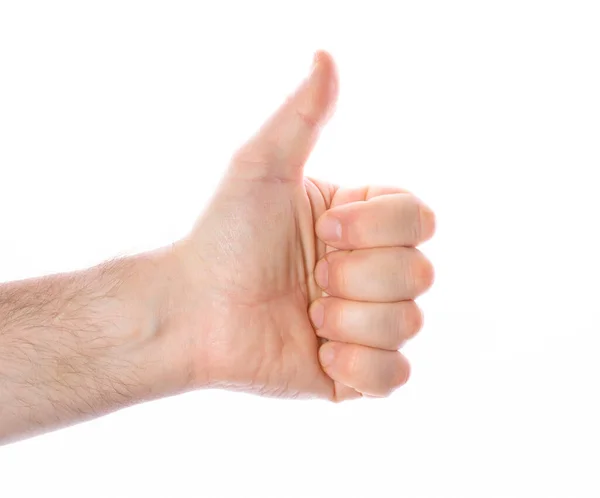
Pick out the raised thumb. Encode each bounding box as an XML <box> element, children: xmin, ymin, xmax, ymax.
<box><xmin>231</xmin><ymin>50</ymin><xmax>339</xmax><ymax>181</ymax></box>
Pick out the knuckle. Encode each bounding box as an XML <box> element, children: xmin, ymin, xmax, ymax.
<box><xmin>414</xmin><ymin>255</ymin><xmax>435</xmax><ymax>294</ymax></box>
<box><xmin>402</xmin><ymin>264</ymin><xmax>420</xmax><ymax>296</ymax></box>
<box><xmin>417</xmin><ymin>201</ymin><xmax>436</xmax><ymax>242</ymax></box>
<box><xmin>408</xmin><ymin>197</ymin><xmax>423</xmax><ymax>242</ymax></box>
<box><xmin>388</xmin><ymin>308</ymin><xmax>407</xmax><ymax>349</ymax></box>
<box><xmin>404</xmin><ymin>302</ymin><xmax>424</xmax><ymax>339</ymax></box>
<box><xmin>392</xmin><ymin>358</ymin><xmax>411</xmax><ymax>390</ymax></box>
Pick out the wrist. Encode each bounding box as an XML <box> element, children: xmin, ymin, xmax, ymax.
<box><xmin>155</xmin><ymin>238</ymin><xmax>217</xmax><ymax>390</ymax></box>
<box><xmin>102</xmin><ymin>247</ymin><xmax>196</xmax><ymax>401</ymax></box>
<box><xmin>146</xmin><ymin>236</ymin><xmax>253</xmax><ymax>394</ymax></box>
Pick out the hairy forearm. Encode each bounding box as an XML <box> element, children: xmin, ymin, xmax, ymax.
<box><xmin>0</xmin><ymin>249</ymin><xmax>186</xmax><ymax>444</ymax></box>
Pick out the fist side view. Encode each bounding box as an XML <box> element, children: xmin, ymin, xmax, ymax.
<box><xmin>165</xmin><ymin>51</ymin><xmax>436</xmax><ymax>402</ymax></box>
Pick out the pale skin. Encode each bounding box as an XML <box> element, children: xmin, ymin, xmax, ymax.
<box><xmin>0</xmin><ymin>51</ymin><xmax>435</xmax><ymax>445</ymax></box>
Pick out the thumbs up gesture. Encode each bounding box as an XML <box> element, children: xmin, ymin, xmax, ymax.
<box><xmin>168</xmin><ymin>51</ymin><xmax>435</xmax><ymax>401</ymax></box>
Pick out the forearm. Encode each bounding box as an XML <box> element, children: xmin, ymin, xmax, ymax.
<box><xmin>0</xmin><ymin>249</ymin><xmax>186</xmax><ymax>444</ymax></box>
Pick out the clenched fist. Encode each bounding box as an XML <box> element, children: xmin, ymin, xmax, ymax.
<box><xmin>166</xmin><ymin>51</ymin><xmax>435</xmax><ymax>401</ymax></box>
<box><xmin>1</xmin><ymin>50</ymin><xmax>436</xmax><ymax>444</ymax></box>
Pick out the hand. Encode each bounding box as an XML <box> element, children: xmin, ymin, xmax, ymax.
<box><xmin>166</xmin><ymin>51</ymin><xmax>435</xmax><ymax>401</ymax></box>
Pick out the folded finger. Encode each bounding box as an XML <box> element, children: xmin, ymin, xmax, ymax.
<box><xmin>316</xmin><ymin>194</ymin><xmax>435</xmax><ymax>249</ymax></box>
<box><xmin>309</xmin><ymin>298</ymin><xmax>423</xmax><ymax>350</ymax></box>
<box><xmin>313</xmin><ymin>247</ymin><xmax>434</xmax><ymax>302</ymax></box>
<box><xmin>319</xmin><ymin>342</ymin><xmax>410</xmax><ymax>397</ymax></box>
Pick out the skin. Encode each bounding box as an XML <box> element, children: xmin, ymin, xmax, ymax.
<box><xmin>0</xmin><ymin>51</ymin><xmax>435</xmax><ymax>445</ymax></box>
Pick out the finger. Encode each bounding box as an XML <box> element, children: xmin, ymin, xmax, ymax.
<box><xmin>309</xmin><ymin>298</ymin><xmax>423</xmax><ymax>350</ymax></box>
<box><xmin>231</xmin><ymin>50</ymin><xmax>339</xmax><ymax>181</ymax></box>
<box><xmin>329</xmin><ymin>185</ymin><xmax>412</xmax><ymax>208</ymax></box>
<box><xmin>315</xmin><ymin>193</ymin><xmax>436</xmax><ymax>249</ymax></box>
<box><xmin>319</xmin><ymin>342</ymin><xmax>410</xmax><ymax>397</ymax></box>
<box><xmin>313</xmin><ymin>247</ymin><xmax>434</xmax><ymax>302</ymax></box>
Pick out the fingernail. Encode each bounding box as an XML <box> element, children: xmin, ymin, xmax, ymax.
<box><xmin>317</xmin><ymin>216</ymin><xmax>342</xmax><ymax>242</ymax></box>
<box><xmin>319</xmin><ymin>343</ymin><xmax>336</xmax><ymax>368</ymax></box>
<box><xmin>311</xmin><ymin>51</ymin><xmax>321</xmax><ymax>74</ymax></box>
<box><xmin>314</xmin><ymin>259</ymin><xmax>329</xmax><ymax>289</ymax></box>
<box><xmin>309</xmin><ymin>301</ymin><xmax>325</xmax><ymax>329</ymax></box>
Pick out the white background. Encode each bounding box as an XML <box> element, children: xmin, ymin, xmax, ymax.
<box><xmin>1</xmin><ymin>1</ymin><xmax>599</xmax><ymax>497</ymax></box>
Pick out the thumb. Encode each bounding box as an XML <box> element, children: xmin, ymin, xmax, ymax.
<box><xmin>231</xmin><ymin>50</ymin><xmax>339</xmax><ymax>181</ymax></box>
